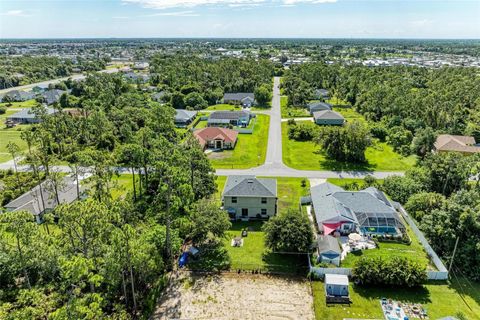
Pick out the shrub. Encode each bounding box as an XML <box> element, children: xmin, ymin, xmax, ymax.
<box><xmin>352</xmin><ymin>256</ymin><xmax>426</xmax><ymax>287</ymax></box>
<box><xmin>0</xmin><ymin>106</ymin><xmax>6</xmax><ymax>115</ymax></box>
<box><xmin>287</xmin><ymin>121</ymin><xmax>317</xmax><ymax>141</ymax></box>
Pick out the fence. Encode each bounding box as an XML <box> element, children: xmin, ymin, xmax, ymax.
<box><xmin>310</xmin><ymin>267</ymin><xmax>352</xmax><ymax>277</ymax></box>
<box><xmin>394</xmin><ymin>202</ymin><xmax>449</xmax><ymax>280</ymax></box>
<box><xmin>234</xmin><ymin>117</ymin><xmax>256</xmax><ymax>134</ymax></box>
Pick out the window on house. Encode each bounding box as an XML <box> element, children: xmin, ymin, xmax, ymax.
<box><xmin>232</xmin><ymin>197</ymin><xmax>237</xmax><ymax>203</ymax></box>
<box><xmin>261</xmin><ymin>208</ymin><xmax>267</xmax><ymax>215</ymax></box>
<box><xmin>261</xmin><ymin>197</ymin><xmax>267</xmax><ymax>204</ymax></box>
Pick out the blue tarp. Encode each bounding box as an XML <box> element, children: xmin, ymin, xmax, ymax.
<box><xmin>179</xmin><ymin>252</ymin><xmax>188</xmax><ymax>268</ymax></box>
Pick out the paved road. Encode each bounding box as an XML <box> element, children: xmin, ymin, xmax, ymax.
<box><xmin>0</xmin><ymin>69</ymin><xmax>119</xmax><ymax>95</ymax></box>
<box><xmin>0</xmin><ymin>75</ymin><xmax>404</xmax><ymax>179</ymax></box>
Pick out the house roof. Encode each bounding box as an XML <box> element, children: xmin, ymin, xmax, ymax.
<box><xmin>193</xmin><ymin>127</ymin><xmax>238</xmax><ymax>148</ymax></box>
<box><xmin>325</xmin><ymin>274</ymin><xmax>349</xmax><ymax>286</ymax></box>
<box><xmin>174</xmin><ymin>109</ymin><xmax>197</xmax><ymax>122</ymax></box>
<box><xmin>223</xmin><ymin>175</ymin><xmax>277</xmax><ymax>198</ymax></box>
<box><xmin>42</xmin><ymin>89</ymin><xmax>65</xmax><ymax>105</ymax></box>
<box><xmin>7</xmin><ymin>107</ymin><xmax>57</xmax><ymax>120</ymax></box>
<box><xmin>223</xmin><ymin>92</ymin><xmax>255</xmax><ymax>101</ymax></box>
<box><xmin>209</xmin><ymin>110</ymin><xmax>251</xmax><ymax>121</ymax></box>
<box><xmin>317</xmin><ymin>235</ymin><xmax>341</xmax><ymax>255</ymax></box>
<box><xmin>310</xmin><ymin>182</ymin><xmax>404</xmax><ymax>230</ymax></box>
<box><xmin>4</xmin><ymin>176</ymin><xmax>81</xmax><ymax>216</ymax></box>
<box><xmin>308</xmin><ymin>102</ymin><xmax>332</xmax><ymax>111</ymax></box>
<box><xmin>434</xmin><ymin>134</ymin><xmax>480</xmax><ymax>154</ymax></box>
<box><xmin>313</xmin><ymin>110</ymin><xmax>345</xmax><ymax>121</ymax></box>
<box><xmin>315</xmin><ymin>89</ymin><xmax>330</xmax><ymax>96</ymax></box>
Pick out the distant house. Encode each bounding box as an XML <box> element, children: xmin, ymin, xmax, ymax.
<box><xmin>3</xmin><ymin>177</ymin><xmax>82</xmax><ymax>224</ymax></box>
<box><xmin>308</xmin><ymin>102</ymin><xmax>332</xmax><ymax>115</ymax></box>
<box><xmin>133</xmin><ymin>62</ymin><xmax>149</xmax><ymax>70</ymax></box>
<box><xmin>31</xmin><ymin>84</ymin><xmax>49</xmax><ymax>94</ymax></box>
<box><xmin>41</xmin><ymin>89</ymin><xmax>66</xmax><ymax>105</ymax></box>
<box><xmin>207</xmin><ymin>111</ymin><xmax>253</xmax><ymax>127</ymax></box>
<box><xmin>222</xmin><ymin>175</ymin><xmax>277</xmax><ymax>220</ymax></box>
<box><xmin>1</xmin><ymin>90</ymin><xmax>35</xmax><ymax>102</ymax></box>
<box><xmin>434</xmin><ymin>134</ymin><xmax>480</xmax><ymax>155</ymax></box>
<box><xmin>152</xmin><ymin>91</ymin><xmax>166</xmax><ymax>102</ymax></box>
<box><xmin>310</xmin><ymin>182</ymin><xmax>405</xmax><ymax>236</ymax></box>
<box><xmin>174</xmin><ymin>109</ymin><xmax>197</xmax><ymax>127</ymax></box>
<box><xmin>223</xmin><ymin>93</ymin><xmax>255</xmax><ymax>107</ymax></box>
<box><xmin>123</xmin><ymin>72</ymin><xmax>150</xmax><ymax>83</ymax></box>
<box><xmin>314</xmin><ymin>89</ymin><xmax>330</xmax><ymax>100</ymax></box>
<box><xmin>7</xmin><ymin>107</ymin><xmax>57</xmax><ymax>124</ymax></box>
<box><xmin>313</xmin><ymin>110</ymin><xmax>345</xmax><ymax>126</ymax></box>
<box><xmin>317</xmin><ymin>235</ymin><xmax>341</xmax><ymax>266</ymax></box>
<box><xmin>193</xmin><ymin>127</ymin><xmax>238</xmax><ymax>150</ymax></box>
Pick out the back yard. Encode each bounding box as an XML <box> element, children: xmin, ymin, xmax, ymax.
<box><xmin>208</xmin><ymin>114</ymin><xmax>269</xmax><ymax>169</ymax></box>
<box><xmin>312</xmin><ymin>278</ymin><xmax>480</xmax><ymax>320</ymax></box>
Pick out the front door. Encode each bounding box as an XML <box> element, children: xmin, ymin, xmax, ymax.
<box><xmin>215</xmin><ymin>140</ymin><xmax>222</xmax><ymax>149</ymax></box>
<box><xmin>241</xmin><ymin>208</ymin><xmax>248</xmax><ymax>217</ymax></box>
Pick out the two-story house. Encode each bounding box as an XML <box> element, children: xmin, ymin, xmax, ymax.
<box><xmin>222</xmin><ymin>175</ymin><xmax>277</xmax><ymax>220</ymax></box>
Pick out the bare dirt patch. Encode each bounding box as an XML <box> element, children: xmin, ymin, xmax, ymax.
<box><xmin>152</xmin><ymin>272</ymin><xmax>315</xmax><ymax>320</ymax></box>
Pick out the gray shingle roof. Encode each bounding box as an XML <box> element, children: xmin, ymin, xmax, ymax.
<box><xmin>313</xmin><ymin>110</ymin><xmax>344</xmax><ymax>120</ymax></box>
<box><xmin>317</xmin><ymin>235</ymin><xmax>341</xmax><ymax>255</ymax></box>
<box><xmin>223</xmin><ymin>175</ymin><xmax>276</xmax><ymax>197</ymax></box>
<box><xmin>209</xmin><ymin>111</ymin><xmax>250</xmax><ymax>120</ymax></box>
<box><xmin>310</xmin><ymin>182</ymin><xmax>356</xmax><ymax>226</ymax></box>
<box><xmin>223</xmin><ymin>92</ymin><xmax>254</xmax><ymax>101</ymax></box>
<box><xmin>42</xmin><ymin>89</ymin><xmax>65</xmax><ymax>105</ymax></box>
<box><xmin>174</xmin><ymin>109</ymin><xmax>197</xmax><ymax>122</ymax></box>
<box><xmin>308</xmin><ymin>102</ymin><xmax>332</xmax><ymax>112</ymax></box>
<box><xmin>7</xmin><ymin>107</ymin><xmax>57</xmax><ymax>120</ymax></box>
<box><xmin>4</xmin><ymin>176</ymin><xmax>82</xmax><ymax>216</ymax></box>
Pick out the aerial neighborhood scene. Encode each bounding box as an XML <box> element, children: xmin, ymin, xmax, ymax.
<box><xmin>0</xmin><ymin>0</ymin><xmax>480</xmax><ymax>319</ymax></box>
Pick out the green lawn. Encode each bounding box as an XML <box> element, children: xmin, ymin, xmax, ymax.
<box><xmin>0</xmin><ymin>99</ymin><xmax>38</xmax><ymax>109</ymax></box>
<box><xmin>209</xmin><ymin>114</ymin><xmax>269</xmax><ymax>169</ymax></box>
<box><xmin>204</xmin><ymin>104</ymin><xmax>242</xmax><ymax>111</ymax></box>
<box><xmin>110</xmin><ymin>174</ymin><xmax>135</xmax><ymax>199</ymax></box>
<box><xmin>333</xmin><ymin>106</ymin><xmax>367</xmax><ymax>124</ymax></box>
<box><xmin>223</xmin><ymin>221</ymin><xmax>307</xmax><ymax>272</ymax></box>
<box><xmin>312</xmin><ymin>279</ymin><xmax>480</xmax><ymax>320</ymax></box>
<box><xmin>0</xmin><ymin>128</ymin><xmax>29</xmax><ymax>163</ymax></box>
<box><xmin>282</xmin><ymin>122</ymin><xmax>416</xmax><ymax>171</ymax></box>
<box><xmin>272</xmin><ymin>177</ymin><xmax>310</xmax><ymax>214</ymax></box>
<box><xmin>340</xmin><ymin>218</ymin><xmax>432</xmax><ymax>269</ymax></box>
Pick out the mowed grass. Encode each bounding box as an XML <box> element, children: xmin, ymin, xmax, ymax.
<box><xmin>281</xmin><ymin>122</ymin><xmax>416</xmax><ymax>171</ymax></box>
<box><xmin>327</xmin><ymin>178</ymin><xmax>384</xmax><ymax>189</ymax></box>
<box><xmin>205</xmin><ymin>104</ymin><xmax>242</xmax><ymax>111</ymax></box>
<box><xmin>340</xmin><ymin>218</ymin><xmax>431</xmax><ymax>269</ymax></box>
<box><xmin>0</xmin><ymin>99</ymin><xmax>38</xmax><ymax>109</ymax></box>
<box><xmin>209</xmin><ymin>114</ymin><xmax>269</xmax><ymax>169</ymax></box>
<box><xmin>312</xmin><ymin>279</ymin><xmax>480</xmax><ymax>320</ymax></box>
<box><xmin>223</xmin><ymin>221</ymin><xmax>307</xmax><ymax>272</ymax></box>
<box><xmin>110</xmin><ymin>174</ymin><xmax>135</xmax><ymax>199</ymax></box>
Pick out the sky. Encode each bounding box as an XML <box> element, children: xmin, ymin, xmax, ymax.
<box><xmin>0</xmin><ymin>0</ymin><xmax>479</xmax><ymax>39</ymax></box>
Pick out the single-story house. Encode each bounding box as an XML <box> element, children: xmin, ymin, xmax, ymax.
<box><xmin>3</xmin><ymin>177</ymin><xmax>83</xmax><ymax>224</ymax></box>
<box><xmin>223</xmin><ymin>93</ymin><xmax>255</xmax><ymax>107</ymax></box>
<box><xmin>223</xmin><ymin>175</ymin><xmax>277</xmax><ymax>220</ymax></box>
<box><xmin>31</xmin><ymin>84</ymin><xmax>50</xmax><ymax>93</ymax></box>
<box><xmin>313</xmin><ymin>110</ymin><xmax>345</xmax><ymax>126</ymax></box>
<box><xmin>152</xmin><ymin>91</ymin><xmax>166</xmax><ymax>102</ymax></box>
<box><xmin>193</xmin><ymin>127</ymin><xmax>238</xmax><ymax>150</ymax></box>
<box><xmin>1</xmin><ymin>90</ymin><xmax>35</xmax><ymax>102</ymax></box>
<box><xmin>308</xmin><ymin>102</ymin><xmax>332</xmax><ymax>115</ymax></box>
<box><xmin>41</xmin><ymin>89</ymin><xmax>66</xmax><ymax>105</ymax></box>
<box><xmin>207</xmin><ymin>110</ymin><xmax>253</xmax><ymax>127</ymax></box>
<box><xmin>310</xmin><ymin>182</ymin><xmax>405</xmax><ymax>236</ymax></box>
<box><xmin>133</xmin><ymin>62</ymin><xmax>149</xmax><ymax>70</ymax></box>
<box><xmin>6</xmin><ymin>107</ymin><xmax>58</xmax><ymax>124</ymax></box>
<box><xmin>433</xmin><ymin>134</ymin><xmax>480</xmax><ymax>155</ymax></box>
<box><xmin>314</xmin><ymin>88</ymin><xmax>330</xmax><ymax>100</ymax></box>
<box><xmin>325</xmin><ymin>274</ymin><xmax>349</xmax><ymax>298</ymax></box>
<box><xmin>123</xmin><ymin>72</ymin><xmax>150</xmax><ymax>83</ymax></box>
<box><xmin>317</xmin><ymin>235</ymin><xmax>341</xmax><ymax>266</ymax></box>
<box><xmin>174</xmin><ymin>109</ymin><xmax>197</xmax><ymax>127</ymax></box>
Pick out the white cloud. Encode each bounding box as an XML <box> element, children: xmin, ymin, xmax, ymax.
<box><xmin>123</xmin><ymin>0</ymin><xmax>336</xmax><ymax>10</ymax></box>
<box><xmin>145</xmin><ymin>10</ymin><xmax>200</xmax><ymax>16</ymax></box>
<box><xmin>1</xmin><ymin>10</ymin><xmax>30</xmax><ymax>17</ymax></box>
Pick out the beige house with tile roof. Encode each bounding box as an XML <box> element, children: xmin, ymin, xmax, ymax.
<box><xmin>434</xmin><ymin>134</ymin><xmax>480</xmax><ymax>155</ymax></box>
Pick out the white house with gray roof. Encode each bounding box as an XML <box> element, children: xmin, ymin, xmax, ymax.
<box><xmin>310</xmin><ymin>182</ymin><xmax>405</xmax><ymax>236</ymax></box>
<box><xmin>174</xmin><ymin>109</ymin><xmax>197</xmax><ymax>127</ymax></box>
<box><xmin>222</xmin><ymin>175</ymin><xmax>277</xmax><ymax>220</ymax></box>
<box><xmin>6</xmin><ymin>106</ymin><xmax>58</xmax><ymax>124</ymax></box>
<box><xmin>223</xmin><ymin>92</ymin><xmax>255</xmax><ymax>107</ymax></box>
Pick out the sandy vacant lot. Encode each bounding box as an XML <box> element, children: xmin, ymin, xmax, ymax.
<box><xmin>152</xmin><ymin>272</ymin><xmax>315</xmax><ymax>320</ymax></box>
